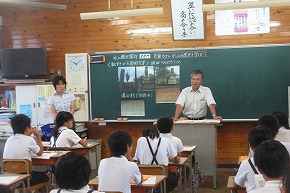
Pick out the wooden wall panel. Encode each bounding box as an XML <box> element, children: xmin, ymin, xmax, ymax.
<box><xmin>1</xmin><ymin>0</ymin><xmax>290</xmax><ymax>76</ymax></box>
<box><xmin>0</xmin><ymin>0</ymin><xmax>286</xmax><ymax>164</ymax></box>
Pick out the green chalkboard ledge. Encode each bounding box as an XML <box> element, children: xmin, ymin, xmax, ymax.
<box><xmin>90</xmin><ymin>119</ymin><xmax>257</xmax><ymax>126</ymax></box>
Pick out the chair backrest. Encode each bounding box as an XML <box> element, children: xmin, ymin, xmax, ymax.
<box><xmin>3</xmin><ymin>159</ymin><xmax>32</xmax><ymax>174</ymax></box>
<box><xmin>138</xmin><ymin>164</ymin><xmax>168</xmax><ymax>178</ymax></box>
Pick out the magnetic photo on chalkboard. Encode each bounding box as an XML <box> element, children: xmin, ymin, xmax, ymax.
<box><xmin>118</xmin><ymin>67</ymin><xmax>135</xmax><ymax>92</ymax></box>
<box><xmin>155</xmin><ymin>66</ymin><xmax>180</xmax><ymax>103</ymax></box>
<box><xmin>136</xmin><ymin>66</ymin><xmax>154</xmax><ymax>91</ymax></box>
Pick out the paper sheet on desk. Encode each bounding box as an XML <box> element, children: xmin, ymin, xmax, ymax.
<box><xmin>71</xmin><ymin>142</ymin><xmax>97</xmax><ymax>149</ymax></box>
<box><xmin>183</xmin><ymin>146</ymin><xmax>196</xmax><ymax>151</ymax></box>
<box><xmin>130</xmin><ymin>175</ymin><xmax>151</xmax><ymax>184</ymax></box>
<box><xmin>0</xmin><ymin>176</ymin><xmax>19</xmax><ymax>184</ymax></box>
<box><xmin>142</xmin><ymin>176</ymin><xmax>157</xmax><ymax>185</ymax></box>
<box><xmin>32</xmin><ymin>152</ymin><xmax>57</xmax><ymax>159</ymax></box>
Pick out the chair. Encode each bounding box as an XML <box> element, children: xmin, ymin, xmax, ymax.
<box><xmin>3</xmin><ymin>159</ymin><xmax>49</xmax><ymax>193</ymax></box>
<box><xmin>138</xmin><ymin>164</ymin><xmax>168</xmax><ymax>193</ymax></box>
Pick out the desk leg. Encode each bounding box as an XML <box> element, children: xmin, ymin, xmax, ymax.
<box><xmin>179</xmin><ymin>166</ymin><xmax>183</xmax><ymax>193</ymax></box>
<box><xmin>189</xmin><ymin>153</ymin><xmax>193</xmax><ymax>193</ymax></box>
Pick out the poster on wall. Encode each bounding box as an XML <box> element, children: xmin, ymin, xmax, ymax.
<box><xmin>215</xmin><ymin>0</ymin><xmax>270</xmax><ymax>36</ymax></box>
<box><xmin>171</xmin><ymin>0</ymin><xmax>204</xmax><ymax>40</ymax></box>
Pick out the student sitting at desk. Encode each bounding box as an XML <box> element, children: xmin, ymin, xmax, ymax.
<box><xmin>271</xmin><ymin>111</ymin><xmax>290</xmax><ymax>143</ymax></box>
<box><xmin>157</xmin><ymin>116</ymin><xmax>190</xmax><ymax>180</ymax></box>
<box><xmin>257</xmin><ymin>114</ymin><xmax>290</xmax><ymax>156</ymax></box>
<box><xmin>50</xmin><ymin>151</ymin><xmax>99</xmax><ymax>193</ymax></box>
<box><xmin>98</xmin><ymin>130</ymin><xmax>143</xmax><ymax>193</ymax></box>
<box><xmin>233</xmin><ymin>126</ymin><xmax>272</xmax><ymax>192</ymax></box>
<box><xmin>135</xmin><ymin>126</ymin><xmax>180</xmax><ymax>193</ymax></box>
<box><xmin>3</xmin><ymin>114</ymin><xmax>49</xmax><ymax>186</ymax></box>
<box><xmin>51</xmin><ymin>111</ymin><xmax>87</xmax><ymax>148</ymax></box>
<box><xmin>249</xmin><ymin>140</ymin><xmax>289</xmax><ymax>193</ymax></box>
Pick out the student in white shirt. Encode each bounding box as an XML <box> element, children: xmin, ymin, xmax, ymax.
<box><xmin>98</xmin><ymin>130</ymin><xmax>142</xmax><ymax>193</ymax></box>
<box><xmin>50</xmin><ymin>152</ymin><xmax>98</xmax><ymax>193</ymax></box>
<box><xmin>157</xmin><ymin>116</ymin><xmax>190</xmax><ymax>179</ymax></box>
<box><xmin>272</xmin><ymin>111</ymin><xmax>290</xmax><ymax>143</ymax></box>
<box><xmin>249</xmin><ymin>140</ymin><xmax>289</xmax><ymax>193</ymax></box>
<box><xmin>233</xmin><ymin>126</ymin><xmax>272</xmax><ymax>192</ymax></box>
<box><xmin>135</xmin><ymin>126</ymin><xmax>180</xmax><ymax>192</ymax></box>
<box><xmin>51</xmin><ymin>111</ymin><xmax>87</xmax><ymax>148</ymax></box>
<box><xmin>3</xmin><ymin>114</ymin><xmax>49</xmax><ymax>186</ymax></box>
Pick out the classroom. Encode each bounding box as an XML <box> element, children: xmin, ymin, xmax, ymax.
<box><xmin>0</xmin><ymin>0</ymin><xmax>290</xmax><ymax>192</ymax></box>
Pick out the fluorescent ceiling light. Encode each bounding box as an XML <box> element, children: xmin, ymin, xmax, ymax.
<box><xmin>80</xmin><ymin>8</ymin><xmax>163</xmax><ymax>20</ymax></box>
<box><xmin>202</xmin><ymin>0</ymin><xmax>290</xmax><ymax>11</ymax></box>
<box><xmin>80</xmin><ymin>0</ymin><xmax>163</xmax><ymax>20</ymax></box>
<box><xmin>0</xmin><ymin>0</ymin><xmax>66</xmax><ymax>10</ymax></box>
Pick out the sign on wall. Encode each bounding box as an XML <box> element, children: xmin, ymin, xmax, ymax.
<box><xmin>171</xmin><ymin>0</ymin><xmax>205</xmax><ymax>40</ymax></box>
<box><xmin>215</xmin><ymin>0</ymin><xmax>270</xmax><ymax>36</ymax></box>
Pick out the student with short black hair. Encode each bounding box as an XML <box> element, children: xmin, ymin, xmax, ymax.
<box><xmin>280</xmin><ymin>165</ymin><xmax>290</xmax><ymax>193</ymax></box>
<box><xmin>233</xmin><ymin>126</ymin><xmax>273</xmax><ymax>192</ymax></box>
<box><xmin>50</xmin><ymin>111</ymin><xmax>87</xmax><ymax>148</ymax></box>
<box><xmin>135</xmin><ymin>126</ymin><xmax>180</xmax><ymax>192</ymax></box>
<box><xmin>50</xmin><ymin>151</ymin><xmax>98</xmax><ymax>193</ymax></box>
<box><xmin>157</xmin><ymin>116</ymin><xmax>190</xmax><ymax>180</ymax></box>
<box><xmin>257</xmin><ymin>114</ymin><xmax>281</xmax><ymax>138</ymax></box>
<box><xmin>249</xmin><ymin>140</ymin><xmax>289</xmax><ymax>193</ymax></box>
<box><xmin>98</xmin><ymin>130</ymin><xmax>142</xmax><ymax>193</ymax></box>
<box><xmin>272</xmin><ymin>111</ymin><xmax>290</xmax><ymax>142</ymax></box>
<box><xmin>256</xmin><ymin>114</ymin><xmax>290</xmax><ymax>156</ymax></box>
<box><xmin>3</xmin><ymin>114</ymin><xmax>49</xmax><ymax>186</ymax></box>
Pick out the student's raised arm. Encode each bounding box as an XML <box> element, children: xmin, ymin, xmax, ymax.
<box><xmin>33</xmin><ymin>127</ymin><xmax>44</xmax><ymax>156</ymax></box>
<box><xmin>173</xmin><ymin>154</ymin><xmax>180</xmax><ymax>163</ymax></box>
<box><xmin>79</xmin><ymin>137</ymin><xmax>88</xmax><ymax>147</ymax></box>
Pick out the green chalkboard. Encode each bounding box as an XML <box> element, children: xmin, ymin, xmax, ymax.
<box><xmin>89</xmin><ymin>45</ymin><xmax>290</xmax><ymax>120</ymax></box>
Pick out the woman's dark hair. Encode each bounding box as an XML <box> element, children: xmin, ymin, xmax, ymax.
<box><xmin>55</xmin><ymin>152</ymin><xmax>91</xmax><ymax>189</ymax></box>
<box><xmin>52</xmin><ymin>76</ymin><xmax>67</xmax><ymax>90</ymax></box>
<box><xmin>143</xmin><ymin>127</ymin><xmax>159</xmax><ymax>139</ymax></box>
<box><xmin>52</xmin><ymin>111</ymin><xmax>74</xmax><ymax>138</ymax></box>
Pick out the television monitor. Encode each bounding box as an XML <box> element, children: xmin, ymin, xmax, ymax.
<box><xmin>0</xmin><ymin>48</ymin><xmax>47</xmax><ymax>79</ymax></box>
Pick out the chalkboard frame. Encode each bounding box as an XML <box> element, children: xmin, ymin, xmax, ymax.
<box><xmin>89</xmin><ymin>45</ymin><xmax>290</xmax><ymax>120</ymax></box>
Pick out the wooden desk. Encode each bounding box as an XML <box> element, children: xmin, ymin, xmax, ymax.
<box><xmin>31</xmin><ymin>151</ymin><xmax>68</xmax><ymax>165</ymax></box>
<box><xmin>172</xmin><ymin>121</ymin><xmax>219</xmax><ymax>188</ymax></box>
<box><xmin>71</xmin><ymin>139</ymin><xmax>100</xmax><ymax>155</ymax></box>
<box><xmin>168</xmin><ymin>157</ymin><xmax>188</xmax><ymax>193</ymax></box>
<box><xmin>0</xmin><ymin>174</ymin><xmax>30</xmax><ymax>192</ymax></box>
<box><xmin>181</xmin><ymin>145</ymin><xmax>197</xmax><ymax>193</ymax></box>
<box><xmin>42</xmin><ymin>139</ymin><xmax>100</xmax><ymax>155</ymax></box>
<box><xmin>89</xmin><ymin>175</ymin><xmax>166</xmax><ymax>193</ymax></box>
